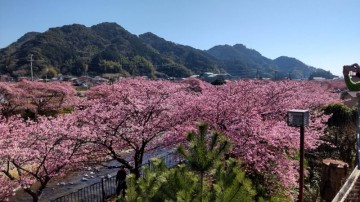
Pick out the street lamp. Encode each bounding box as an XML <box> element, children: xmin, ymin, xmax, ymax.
<box><xmin>287</xmin><ymin>109</ymin><xmax>309</xmax><ymax>202</ymax></box>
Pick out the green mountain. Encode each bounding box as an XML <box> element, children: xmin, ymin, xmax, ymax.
<box><xmin>273</xmin><ymin>56</ymin><xmax>320</xmax><ymax>79</ymax></box>
<box><xmin>0</xmin><ymin>22</ymin><xmax>335</xmax><ymax>80</ymax></box>
<box><xmin>0</xmin><ymin>23</ymin><xmax>220</xmax><ymax>79</ymax></box>
<box><xmin>274</xmin><ymin>56</ymin><xmax>335</xmax><ymax>79</ymax></box>
<box><xmin>207</xmin><ymin>44</ymin><xmax>335</xmax><ymax>79</ymax></box>
<box><xmin>139</xmin><ymin>32</ymin><xmax>221</xmax><ymax>75</ymax></box>
<box><xmin>207</xmin><ymin>44</ymin><xmax>277</xmax><ymax>79</ymax></box>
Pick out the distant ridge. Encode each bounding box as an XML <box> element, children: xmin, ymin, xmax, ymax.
<box><xmin>0</xmin><ymin>22</ymin><xmax>335</xmax><ymax>80</ymax></box>
<box><xmin>207</xmin><ymin>44</ymin><xmax>334</xmax><ymax>79</ymax></box>
<box><xmin>207</xmin><ymin>44</ymin><xmax>276</xmax><ymax>78</ymax></box>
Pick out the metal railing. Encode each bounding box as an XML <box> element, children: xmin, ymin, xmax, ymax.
<box><xmin>50</xmin><ymin>151</ymin><xmax>182</xmax><ymax>202</ymax></box>
<box><xmin>50</xmin><ymin>177</ymin><xmax>115</xmax><ymax>202</ymax></box>
<box><xmin>332</xmin><ymin>166</ymin><xmax>360</xmax><ymax>202</ymax></box>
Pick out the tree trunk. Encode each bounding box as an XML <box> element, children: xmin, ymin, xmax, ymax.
<box><xmin>32</xmin><ymin>195</ymin><xmax>39</xmax><ymax>202</ymax></box>
<box><xmin>133</xmin><ymin>150</ymin><xmax>142</xmax><ymax>179</ymax></box>
<box><xmin>132</xmin><ymin>143</ymin><xmax>146</xmax><ymax>179</ymax></box>
<box><xmin>24</xmin><ymin>179</ymin><xmax>48</xmax><ymax>202</ymax></box>
<box><xmin>130</xmin><ymin>151</ymin><xmax>140</xmax><ymax>179</ymax></box>
<box><xmin>24</xmin><ymin>189</ymin><xmax>39</xmax><ymax>202</ymax></box>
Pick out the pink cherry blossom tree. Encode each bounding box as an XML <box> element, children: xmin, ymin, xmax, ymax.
<box><xmin>0</xmin><ymin>82</ymin><xmax>27</xmax><ymax>117</ymax></box>
<box><xmin>165</xmin><ymin>79</ymin><xmax>339</xmax><ymax>195</ymax></box>
<box><xmin>75</xmin><ymin>78</ymin><xmax>190</xmax><ymax>178</ymax></box>
<box><xmin>0</xmin><ymin>80</ymin><xmax>78</xmax><ymax>118</ymax></box>
<box><xmin>0</xmin><ymin>114</ymin><xmax>88</xmax><ymax>202</ymax></box>
<box><xmin>0</xmin><ymin>77</ymin><xmax>341</xmax><ymax>200</ymax></box>
<box><xmin>0</xmin><ymin>116</ymin><xmax>21</xmax><ymax>201</ymax></box>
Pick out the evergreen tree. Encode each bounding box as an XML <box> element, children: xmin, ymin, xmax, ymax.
<box><xmin>123</xmin><ymin>123</ymin><xmax>288</xmax><ymax>201</ymax></box>
<box><xmin>210</xmin><ymin>159</ymin><xmax>256</xmax><ymax>202</ymax></box>
<box><xmin>125</xmin><ymin>158</ymin><xmax>200</xmax><ymax>202</ymax></box>
<box><xmin>322</xmin><ymin>103</ymin><xmax>357</xmax><ymax>167</ymax></box>
<box><xmin>177</xmin><ymin>122</ymin><xmax>231</xmax><ymax>202</ymax></box>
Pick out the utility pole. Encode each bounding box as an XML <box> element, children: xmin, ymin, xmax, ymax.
<box><xmin>274</xmin><ymin>70</ymin><xmax>278</xmax><ymax>80</ymax></box>
<box><xmin>30</xmin><ymin>54</ymin><xmax>34</xmax><ymax>81</ymax></box>
<box><xmin>46</xmin><ymin>67</ymin><xmax>48</xmax><ymax>82</ymax></box>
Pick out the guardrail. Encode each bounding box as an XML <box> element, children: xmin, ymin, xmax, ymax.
<box><xmin>332</xmin><ymin>166</ymin><xmax>360</xmax><ymax>202</ymax></box>
<box><xmin>50</xmin><ymin>151</ymin><xmax>182</xmax><ymax>202</ymax></box>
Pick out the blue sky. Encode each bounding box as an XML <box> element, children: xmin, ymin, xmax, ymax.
<box><xmin>1</xmin><ymin>0</ymin><xmax>359</xmax><ymax>76</ymax></box>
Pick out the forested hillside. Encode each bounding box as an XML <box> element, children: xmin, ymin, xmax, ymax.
<box><xmin>0</xmin><ymin>23</ymin><xmax>220</xmax><ymax>79</ymax></box>
<box><xmin>0</xmin><ymin>22</ymin><xmax>335</xmax><ymax>80</ymax></box>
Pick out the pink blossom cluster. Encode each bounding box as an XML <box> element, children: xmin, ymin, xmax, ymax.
<box><xmin>167</xmin><ymin>79</ymin><xmax>339</xmax><ymax>191</ymax></box>
<box><xmin>74</xmin><ymin>78</ymin><xmax>190</xmax><ymax>176</ymax></box>
<box><xmin>0</xmin><ymin>114</ymin><xmax>89</xmax><ymax>200</ymax></box>
<box><xmin>0</xmin><ymin>80</ymin><xmax>78</xmax><ymax>117</ymax></box>
<box><xmin>0</xmin><ymin>78</ymin><xmax>341</xmax><ymax>200</ymax></box>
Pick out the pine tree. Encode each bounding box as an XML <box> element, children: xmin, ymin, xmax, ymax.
<box><xmin>210</xmin><ymin>159</ymin><xmax>256</xmax><ymax>202</ymax></box>
<box><xmin>125</xmin><ymin>158</ymin><xmax>200</xmax><ymax>202</ymax></box>
<box><xmin>123</xmin><ymin>122</ymin><xmax>287</xmax><ymax>201</ymax></box>
<box><xmin>177</xmin><ymin>122</ymin><xmax>231</xmax><ymax>202</ymax></box>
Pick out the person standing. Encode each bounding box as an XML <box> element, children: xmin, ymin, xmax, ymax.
<box><xmin>116</xmin><ymin>165</ymin><xmax>127</xmax><ymax>198</ymax></box>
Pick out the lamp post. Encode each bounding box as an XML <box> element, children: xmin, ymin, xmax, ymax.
<box><xmin>287</xmin><ymin>109</ymin><xmax>309</xmax><ymax>202</ymax></box>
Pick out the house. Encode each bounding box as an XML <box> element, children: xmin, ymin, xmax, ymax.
<box><xmin>313</xmin><ymin>77</ymin><xmax>326</xmax><ymax>81</ymax></box>
<box><xmin>200</xmin><ymin>72</ymin><xmax>232</xmax><ymax>83</ymax></box>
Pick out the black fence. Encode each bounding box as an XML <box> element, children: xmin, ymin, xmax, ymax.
<box><xmin>50</xmin><ymin>177</ymin><xmax>116</xmax><ymax>202</ymax></box>
<box><xmin>50</xmin><ymin>151</ymin><xmax>182</xmax><ymax>202</ymax></box>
